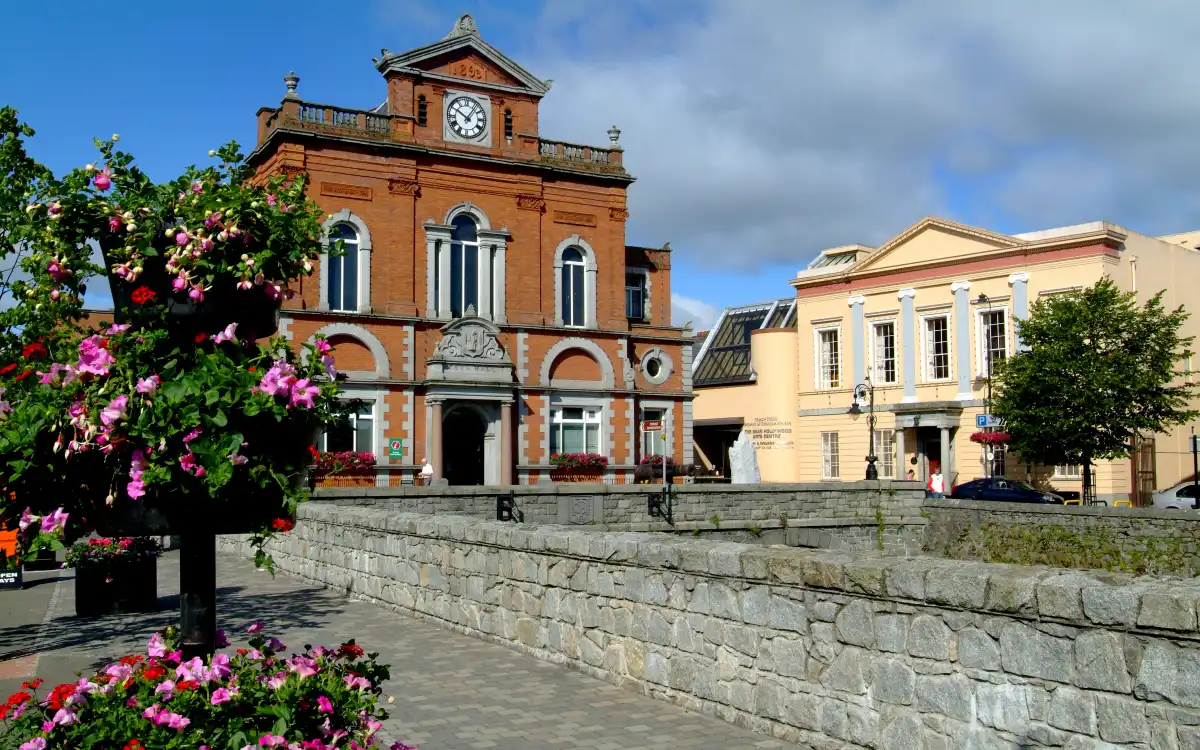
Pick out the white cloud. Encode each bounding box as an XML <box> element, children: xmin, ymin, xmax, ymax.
<box><xmin>512</xmin><ymin>0</ymin><xmax>1200</xmax><ymax>270</ymax></box>
<box><xmin>671</xmin><ymin>293</ymin><xmax>721</xmax><ymax>332</ymax></box>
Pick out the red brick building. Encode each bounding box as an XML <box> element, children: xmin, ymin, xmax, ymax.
<box><xmin>250</xmin><ymin>14</ymin><xmax>693</xmax><ymax>485</ymax></box>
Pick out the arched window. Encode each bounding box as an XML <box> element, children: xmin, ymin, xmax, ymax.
<box><xmin>561</xmin><ymin>247</ymin><xmax>586</xmax><ymax>327</ymax></box>
<box><xmin>327</xmin><ymin>224</ymin><xmax>359</xmax><ymax>312</ymax></box>
<box><xmin>450</xmin><ymin>214</ymin><xmax>479</xmax><ymax>317</ymax></box>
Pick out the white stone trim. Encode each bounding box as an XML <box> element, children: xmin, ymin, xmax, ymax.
<box><xmin>320</xmin><ymin>210</ymin><xmax>372</xmax><ymax>314</ymax></box>
<box><xmin>638</xmin><ymin>346</ymin><xmax>674</xmax><ymax>386</ymax></box>
<box><xmin>546</xmin><ymin>393</ymin><xmax>612</xmax><ymax>462</ymax></box>
<box><xmin>278</xmin><ymin>314</ymin><xmax>294</xmax><ymax>342</ymax></box>
<box><xmin>425</xmin><ymin>204</ymin><xmax>506</xmax><ymax>322</ymax></box>
<box><xmin>334</xmin><ymin>385</ymin><xmax>390</xmax><ymax>473</ymax></box>
<box><xmin>847</xmin><ymin>295</ymin><xmax>866</xmax><ymax>308</ymax></box>
<box><xmin>638</xmin><ymin>399</ymin><xmax>675</xmax><ymax>461</ymax></box>
<box><xmin>306</xmin><ymin>322</ymin><xmax>390</xmax><ymax>379</ymax></box>
<box><xmin>617</xmin><ymin>338</ymin><xmax>636</xmax><ymax>388</ymax></box>
<box><xmin>402</xmin><ymin>325</ymin><xmax>415</xmax><ymax>379</ymax></box>
<box><xmin>950</xmin><ymin>280</ymin><xmax>971</xmax><ymax>293</ymax></box>
<box><xmin>625</xmin><ymin>266</ymin><xmax>651</xmax><ymax>322</ymax></box>
<box><xmin>516</xmin><ymin>331</ymin><xmax>529</xmax><ymax>383</ymax></box>
<box><xmin>444</xmin><ymin>202</ymin><xmax>491</xmax><ymax>229</ymax></box>
<box><xmin>553</xmin><ymin>234</ymin><xmax>598</xmax><ymax>329</ymax></box>
<box><xmin>897</xmin><ymin>288</ymin><xmax>917</xmax><ymax>300</ymax></box>
<box><xmin>1008</xmin><ymin>272</ymin><xmax>1030</xmax><ymax>285</ymax></box>
<box><xmin>539</xmin><ymin>337</ymin><xmax>615</xmax><ymax>389</ymax></box>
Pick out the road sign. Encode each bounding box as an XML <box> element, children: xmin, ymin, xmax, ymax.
<box><xmin>640</xmin><ymin>420</ymin><xmax>663</xmax><ymax>433</ymax></box>
<box><xmin>388</xmin><ymin>438</ymin><xmax>403</xmax><ymax>459</ymax></box>
<box><xmin>976</xmin><ymin>415</ymin><xmax>1003</xmax><ymax>428</ymax></box>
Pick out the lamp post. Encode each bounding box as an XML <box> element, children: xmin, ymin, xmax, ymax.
<box><xmin>849</xmin><ymin>379</ymin><xmax>878</xmax><ymax>480</ymax></box>
<box><xmin>977</xmin><ymin>292</ymin><xmax>993</xmax><ymax>478</ymax></box>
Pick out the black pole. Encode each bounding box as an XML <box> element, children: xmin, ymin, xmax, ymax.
<box><xmin>979</xmin><ymin>293</ymin><xmax>993</xmax><ymax>478</ymax></box>
<box><xmin>179</xmin><ymin>532</ymin><xmax>216</xmax><ymax>659</ymax></box>
<box><xmin>1192</xmin><ymin>432</ymin><xmax>1198</xmax><ymax>510</ymax></box>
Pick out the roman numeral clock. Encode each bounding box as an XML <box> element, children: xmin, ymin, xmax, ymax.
<box><xmin>443</xmin><ymin>91</ymin><xmax>491</xmax><ymax>145</ymax></box>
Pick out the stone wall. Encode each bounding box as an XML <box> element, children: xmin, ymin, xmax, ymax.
<box><xmin>924</xmin><ymin>498</ymin><xmax>1200</xmax><ymax>576</ymax></box>
<box><xmin>314</xmin><ymin>481</ymin><xmax>927</xmax><ymax>554</ymax></box>
<box><xmin>221</xmin><ymin>504</ymin><xmax>1200</xmax><ymax>749</ymax></box>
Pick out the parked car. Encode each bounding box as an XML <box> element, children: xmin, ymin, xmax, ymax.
<box><xmin>1151</xmin><ymin>481</ymin><xmax>1200</xmax><ymax>510</ymax></box>
<box><xmin>949</xmin><ymin>478</ymin><xmax>1064</xmax><ymax>504</ymax></box>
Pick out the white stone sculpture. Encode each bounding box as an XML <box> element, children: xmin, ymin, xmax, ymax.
<box><xmin>729</xmin><ymin>431</ymin><xmax>761</xmax><ymax>484</ymax></box>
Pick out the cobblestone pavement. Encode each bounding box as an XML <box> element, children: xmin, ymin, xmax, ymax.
<box><xmin>0</xmin><ymin>551</ymin><xmax>787</xmax><ymax>750</ymax></box>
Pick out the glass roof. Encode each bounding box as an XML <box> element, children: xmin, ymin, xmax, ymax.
<box><xmin>693</xmin><ymin>297</ymin><xmax>795</xmax><ymax>387</ymax></box>
<box><xmin>809</xmin><ymin>252</ymin><xmax>856</xmax><ymax>269</ymax></box>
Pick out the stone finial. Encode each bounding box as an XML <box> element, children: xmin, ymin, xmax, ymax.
<box><xmin>607</xmin><ymin>124</ymin><xmax>622</xmax><ymax>147</ymax></box>
<box><xmin>464</xmin><ymin>303</ymin><xmax>477</xmax><ymax>317</ymax></box>
<box><xmin>283</xmin><ymin>71</ymin><xmax>300</xmax><ymax>100</ymax></box>
<box><xmin>446</xmin><ymin>13</ymin><xmax>479</xmax><ymax>39</ymax></box>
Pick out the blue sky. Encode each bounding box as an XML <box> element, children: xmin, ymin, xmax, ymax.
<box><xmin>4</xmin><ymin>1</ymin><xmax>1199</xmax><ymax>329</ymax></box>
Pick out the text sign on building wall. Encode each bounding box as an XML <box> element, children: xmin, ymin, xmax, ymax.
<box><xmin>319</xmin><ymin>182</ymin><xmax>373</xmax><ymax>201</ymax></box>
<box><xmin>388</xmin><ymin>439</ymin><xmax>403</xmax><ymax>459</ymax></box>
<box><xmin>640</xmin><ymin>420</ymin><xmax>663</xmax><ymax>433</ymax></box>
<box><xmin>747</xmin><ymin>416</ymin><xmax>793</xmax><ymax>450</ymax></box>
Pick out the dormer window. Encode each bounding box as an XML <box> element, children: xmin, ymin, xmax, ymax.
<box><xmin>417</xmin><ymin>95</ymin><xmax>428</xmax><ymax>127</ymax></box>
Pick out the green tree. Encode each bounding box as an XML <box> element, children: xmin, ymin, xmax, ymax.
<box><xmin>0</xmin><ymin>107</ymin><xmax>52</xmax><ymax>306</ymax></box>
<box><xmin>993</xmin><ymin>277</ymin><xmax>1196</xmax><ymax>501</ymax></box>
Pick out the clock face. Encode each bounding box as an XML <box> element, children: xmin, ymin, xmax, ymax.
<box><xmin>446</xmin><ymin>96</ymin><xmax>488</xmax><ymax>139</ymax></box>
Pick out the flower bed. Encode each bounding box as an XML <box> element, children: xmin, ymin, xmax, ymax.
<box><xmin>0</xmin><ymin>625</ymin><xmax>414</xmax><ymax>749</ymax></box>
<box><xmin>67</xmin><ymin>537</ymin><xmax>163</xmax><ymax>616</ymax></box>
<box><xmin>310</xmin><ymin>449</ymin><xmax>376</xmax><ymax>487</ymax></box>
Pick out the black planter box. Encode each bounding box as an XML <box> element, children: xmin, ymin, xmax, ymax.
<box><xmin>74</xmin><ymin>557</ymin><xmax>158</xmax><ymax>617</ymax></box>
<box><xmin>23</xmin><ymin>548</ymin><xmax>58</xmax><ymax>572</ymax></box>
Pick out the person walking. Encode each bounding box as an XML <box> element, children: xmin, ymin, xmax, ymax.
<box><xmin>927</xmin><ymin>464</ymin><xmax>945</xmax><ymax>498</ymax></box>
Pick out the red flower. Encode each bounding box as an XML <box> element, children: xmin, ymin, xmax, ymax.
<box><xmin>236</xmin><ymin>648</ymin><xmax>250</xmax><ymax>656</ymax></box>
<box><xmin>125</xmin><ymin>740</ymin><xmax>144</xmax><ymax>750</ymax></box>
<box><xmin>47</xmin><ymin>682</ymin><xmax>76</xmax><ymax>710</ymax></box>
<box><xmin>248</xmin><ymin>366</ymin><xmax>257</xmax><ymax>373</ymax></box>
<box><xmin>194</xmin><ymin>332</ymin><xmax>208</xmax><ymax>344</ymax></box>
<box><xmin>141</xmin><ymin>664</ymin><xmax>166</xmax><ymax>681</ymax></box>
<box><xmin>271</xmin><ymin>518</ymin><xmax>294</xmax><ymax>533</ymax></box>
<box><xmin>13</xmin><ymin>369</ymin><xmax>31</xmax><ymax>381</ymax></box>
<box><xmin>176</xmin><ymin>680</ymin><xmax>198</xmax><ymax>691</ymax></box>
<box><xmin>21</xmin><ymin>342</ymin><xmax>47</xmax><ymax>360</ymax></box>
<box><xmin>20</xmin><ymin>678</ymin><xmax>42</xmax><ymax>690</ymax></box>
<box><xmin>338</xmin><ymin>642</ymin><xmax>364</xmax><ymax>659</ymax></box>
<box><xmin>0</xmin><ymin>363</ymin><xmax>15</xmax><ymax>376</ymax></box>
<box><xmin>131</xmin><ymin>286</ymin><xmax>156</xmax><ymax>305</ymax></box>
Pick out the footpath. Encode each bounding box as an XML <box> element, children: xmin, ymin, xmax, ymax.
<box><xmin>0</xmin><ymin>551</ymin><xmax>784</xmax><ymax>750</ymax></box>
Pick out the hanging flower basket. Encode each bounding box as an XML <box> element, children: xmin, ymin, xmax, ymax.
<box><xmin>970</xmin><ymin>430</ymin><xmax>1011</xmax><ymax>446</ymax></box>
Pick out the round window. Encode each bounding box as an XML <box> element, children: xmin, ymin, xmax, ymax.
<box><xmin>645</xmin><ymin>357</ymin><xmax>662</xmax><ymax>379</ymax></box>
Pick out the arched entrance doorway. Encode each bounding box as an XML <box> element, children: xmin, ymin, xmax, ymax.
<box><xmin>443</xmin><ymin>407</ymin><xmax>486</xmax><ymax>486</ymax></box>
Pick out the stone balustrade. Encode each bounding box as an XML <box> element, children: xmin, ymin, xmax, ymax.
<box><xmin>220</xmin><ymin>504</ymin><xmax>1200</xmax><ymax>749</ymax></box>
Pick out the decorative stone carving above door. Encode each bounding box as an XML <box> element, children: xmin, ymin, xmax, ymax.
<box><xmin>427</xmin><ymin>308</ymin><xmax>515</xmax><ymax>384</ymax></box>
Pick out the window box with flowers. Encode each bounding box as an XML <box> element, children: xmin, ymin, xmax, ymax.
<box><xmin>969</xmin><ymin>431</ymin><xmax>1011</xmax><ymax>446</ymax></box>
<box><xmin>549</xmin><ymin>453</ymin><xmax>609</xmax><ymax>482</ymax></box>
<box><xmin>67</xmin><ymin>537</ymin><xmax>163</xmax><ymax>617</ymax></box>
<box><xmin>311</xmin><ymin>448</ymin><xmax>377</xmax><ymax>488</ymax></box>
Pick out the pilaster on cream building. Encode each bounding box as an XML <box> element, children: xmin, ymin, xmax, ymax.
<box><xmin>248</xmin><ymin>14</ymin><xmax>692</xmax><ymax>486</ymax></box>
<box><xmin>791</xmin><ymin>216</ymin><xmax>1200</xmax><ymax>504</ymax></box>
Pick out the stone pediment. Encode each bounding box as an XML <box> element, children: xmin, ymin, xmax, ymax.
<box><xmin>375</xmin><ymin>14</ymin><xmax>551</xmax><ymax>98</ymax></box>
<box><xmin>426</xmin><ymin>309</ymin><xmax>515</xmax><ymax>384</ymax></box>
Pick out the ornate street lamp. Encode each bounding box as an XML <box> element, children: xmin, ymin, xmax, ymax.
<box><xmin>849</xmin><ymin>379</ymin><xmax>879</xmax><ymax>480</ymax></box>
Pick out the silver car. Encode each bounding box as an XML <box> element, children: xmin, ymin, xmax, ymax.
<box><xmin>1151</xmin><ymin>481</ymin><xmax>1200</xmax><ymax>510</ymax></box>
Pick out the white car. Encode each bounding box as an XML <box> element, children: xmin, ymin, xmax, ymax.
<box><xmin>1151</xmin><ymin>481</ymin><xmax>1200</xmax><ymax>510</ymax></box>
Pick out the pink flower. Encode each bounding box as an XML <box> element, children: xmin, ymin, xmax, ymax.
<box><xmin>105</xmin><ymin>323</ymin><xmax>131</xmax><ymax>335</ymax></box>
<box><xmin>267</xmin><ymin>671</ymin><xmax>288</xmax><ymax>690</ymax></box>
<box><xmin>257</xmin><ymin>361</ymin><xmax>296</xmax><ymax>398</ymax></box>
<box><xmin>205</xmin><ymin>211</ymin><xmax>221</xmax><ymax>228</ymax></box>
<box><xmin>237</xmin><ymin>278</ymin><xmax>253</xmax><ymax>291</ymax></box>
<box><xmin>93</xmin><ymin>167</ymin><xmax>112</xmax><ymax>191</ymax></box>
<box><xmin>267</xmin><ymin>637</ymin><xmax>286</xmax><ymax>652</ymax></box>
<box><xmin>184</xmin><ymin>427</ymin><xmax>203</xmax><ymax>444</ymax></box>
<box><xmin>189</xmin><ymin>286</ymin><xmax>205</xmax><ymax>303</ymax></box>
<box><xmin>175</xmin><ymin>231</ymin><xmax>190</xmax><ymax>247</ymax></box>
<box><xmin>46</xmin><ymin>202</ymin><xmax>62</xmax><ymax>215</ymax></box>
<box><xmin>108</xmin><ymin>215</ymin><xmax>122</xmax><ymax>232</ymax></box>
<box><xmin>180</xmin><ymin>452</ymin><xmax>206</xmax><ymax>477</ymax></box>
<box><xmin>259</xmin><ymin>736</ymin><xmax>286</xmax><ymax>747</ymax></box>
<box><xmin>39</xmin><ymin>363</ymin><xmax>73</xmax><ymax>385</ymax></box>
<box><xmin>247</xmin><ymin>621</ymin><xmax>264</xmax><ymax>634</ymax></box>
<box><xmin>148</xmin><ymin>632</ymin><xmax>167</xmax><ymax>657</ymax></box>
<box><xmin>176</xmin><ymin>656</ymin><xmax>205</xmax><ymax>681</ymax></box>
<box><xmin>76</xmin><ymin>335</ymin><xmax>115</xmax><ymax>376</ymax></box>
<box><xmin>172</xmin><ymin>275</ymin><xmax>188</xmax><ymax>292</ymax></box>
<box><xmin>321</xmin><ymin>354</ymin><xmax>337</xmax><ymax>380</ymax></box>
<box><xmin>344</xmin><ymin>675</ymin><xmax>371</xmax><ymax>691</ymax></box>
<box><xmin>17</xmin><ymin>508</ymin><xmax>36</xmax><ymax>532</ymax></box>
<box><xmin>266</xmin><ymin>193</ymin><xmax>277</xmax><ymax>206</ymax></box>
<box><xmin>317</xmin><ymin>695</ymin><xmax>333</xmax><ymax>714</ymax></box>
<box><xmin>52</xmin><ymin>707</ymin><xmax>78</xmax><ymax>725</ymax></box>
<box><xmin>211</xmin><ymin>652</ymin><xmax>231</xmax><ymax>679</ymax></box>
<box><xmin>106</xmin><ymin>663</ymin><xmax>133</xmax><ymax>682</ymax></box>
<box><xmin>136</xmin><ymin>375</ymin><xmax>161</xmax><ymax>394</ymax></box>
<box><xmin>315</xmin><ymin>339</ymin><xmax>332</xmax><ymax>354</ymax></box>
<box><xmin>18</xmin><ymin>737</ymin><xmax>44</xmax><ymax>750</ymax></box>
<box><xmin>46</xmin><ymin>259</ymin><xmax>71</xmax><ymax>283</ymax></box>
<box><xmin>154</xmin><ymin>680</ymin><xmax>176</xmax><ymax>698</ymax></box>
<box><xmin>100</xmin><ymin>395</ymin><xmax>128</xmax><ymax>427</ymax></box>
<box><xmin>213</xmin><ymin>322</ymin><xmax>238</xmax><ymax>345</ymax></box>
<box><xmin>192</xmin><ymin>181</ymin><xmax>204</xmax><ymax>194</ymax></box>
<box><xmin>211</xmin><ymin>687</ymin><xmax>233</xmax><ymax>705</ymax></box>
<box><xmin>287</xmin><ymin>654</ymin><xmax>318</xmax><ymax>678</ymax></box>
<box><xmin>289</xmin><ymin>378</ymin><xmax>319</xmax><ymax>409</ymax></box>
<box><xmin>40</xmin><ymin>508</ymin><xmax>68</xmax><ymax>535</ymax></box>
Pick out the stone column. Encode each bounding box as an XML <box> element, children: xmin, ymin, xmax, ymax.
<box><xmin>894</xmin><ymin>427</ymin><xmax>906</xmax><ymax>478</ymax></box>
<box><xmin>494</xmin><ymin>237</ymin><xmax>508</xmax><ymax>324</ymax></box>
<box><xmin>430</xmin><ymin>400</ymin><xmax>444</xmax><ymax>480</ymax></box>
<box><xmin>898</xmin><ymin>288</ymin><xmax>917</xmax><ymax>402</ymax></box>
<box><xmin>848</xmin><ymin>295</ymin><xmax>866</xmax><ymax>386</ymax></box>
<box><xmin>947</xmin><ymin>427</ymin><xmax>956</xmax><ymax>484</ymax></box>
<box><xmin>437</xmin><ymin>240</ymin><xmax>452</xmax><ymax>318</ymax></box>
<box><xmin>500</xmin><ymin>400</ymin><xmax>514</xmax><ymax>485</ymax></box>
<box><xmin>424</xmin><ymin>230</ymin><xmax>439</xmax><ymax>318</ymax></box>
<box><xmin>939</xmin><ymin>426</ymin><xmax>950</xmax><ymax>475</ymax></box>
<box><xmin>479</xmin><ymin>243</ymin><xmax>492</xmax><ymax>320</ymax></box>
<box><xmin>951</xmin><ymin>280</ymin><xmax>972</xmax><ymax>400</ymax></box>
<box><xmin>1009</xmin><ymin>272</ymin><xmax>1030</xmax><ymax>352</ymax></box>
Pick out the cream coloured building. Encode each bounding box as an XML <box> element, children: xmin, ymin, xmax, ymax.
<box><xmin>694</xmin><ymin>216</ymin><xmax>1200</xmax><ymax>502</ymax></box>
